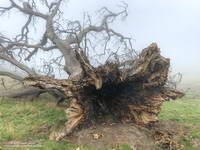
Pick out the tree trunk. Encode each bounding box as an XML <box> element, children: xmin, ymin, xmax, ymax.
<box><xmin>18</xmin><ymin>43</ymin><xmax>184</xmax><ymax>140</ymax></box>
<box><xmin>55</xmin><ymin>42</ymin><xmax>83</xmax><ymax>79</ymax></box>
<box><xmin>45</xmin><ymin>19</ymin><xmax>83</xmax><ymax>79</ymax></box>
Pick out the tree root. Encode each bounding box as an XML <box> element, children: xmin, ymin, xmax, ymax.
<box><xmin>3</xmin><ymin>43</ymin><xmax>184</xmax><ymax>141</ymax></box>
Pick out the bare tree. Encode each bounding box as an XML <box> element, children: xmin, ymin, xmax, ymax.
<box><xmin>0</xmin><ymin>0</ymin><xmax>133</xmax><ymax>79</ymax></box>
<box><xmin>0</xmin><ymin>0</ymin><xmax>183</xmax><ymax>143</ymax></box>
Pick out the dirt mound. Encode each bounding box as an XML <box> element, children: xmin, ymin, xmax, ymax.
<box><xmin>68</xmin><ymin>122</ymin><xmax>186</xmax><ymax>150</ymax></box>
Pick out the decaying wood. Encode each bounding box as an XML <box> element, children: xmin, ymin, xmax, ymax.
<box><xmin>154</xmin><ymin>130</ymin><xmax>180</xmax><ymax>149</ymax></box>
<box><xmin>0</xmin><ymin>1</ymin><xmax>184</xmax><ymax>148</ymax></box>
<box><xmin>0</xmin><ymin>87</ymin><xmax>43</xmax><ymax>98</ymax></box>
<box><xmin>0</xmin><ymin>86</ymin><xmax>68</xmax><ymax>105</ymax></box>
<box><xmin>16</xmin><ymin>43</ymin><xmax>184</xmax><ymax>141</ymax></box>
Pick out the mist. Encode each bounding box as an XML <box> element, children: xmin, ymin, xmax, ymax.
<box><xmin>67</xmin><ymin>0</ymin><xmax>200</xmax><ymax>83</ymax></box>
<box><xmin>0</xmin><ymin>0</ymin><xmax>199</xmax><ymax>83</ymax></box>
<box><xmin>66</xmin><ymin>0</ymin><xmax>200</xmax><ymax>83</ymax></box>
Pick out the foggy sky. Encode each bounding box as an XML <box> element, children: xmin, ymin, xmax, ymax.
<box><xmin>0</xmin><ymin>0</ymin><xmax>199</xmax><ymax>83</ymax></box>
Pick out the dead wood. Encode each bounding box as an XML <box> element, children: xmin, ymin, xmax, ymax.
<box><xmin>16</xmin><ymin>43</ymin><xmax>183</xmax><ymax>143</ymax></box>
<box><xmin>0</xmin><ymin>86</ymin><xmax>67</xmax><ymax>105</ymax></box>
<box><xmin>0</xmin><ymin>87</ymin><xmax>43</xmax><ymax>99</ymax></box>
<box><xmin>0</xmin><ymin>1</ymin><xmax>184</xmax><ymax>148</ymax></box>
<box><xmin>0</xmin><ymin>43</ymin><xmax>184</xmax><ymax>149</ymax></box>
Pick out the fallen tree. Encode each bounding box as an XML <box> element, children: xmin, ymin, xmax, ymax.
<box><xmin>0</xmin><ymin>0</ymin><xmax>184</xmax><ymax>147</ymax></box>
<box><xmin>0</xmin><ymin>86</ymin><xmax>67</xmax><ymax>105</ymax></box>
<box><xmin>1</xmin><ymin>43</ymin><xmax>184</xmax><ymax>141</ymax></box>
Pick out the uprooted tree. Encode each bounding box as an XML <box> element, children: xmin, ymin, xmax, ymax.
<box><xmin>0</xmin><ymin>0</ymin><xmax>184</xmax><ymax>142</ymax></box>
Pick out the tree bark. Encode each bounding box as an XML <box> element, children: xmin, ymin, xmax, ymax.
<box><xmin>45</xmin><ymin>18</ymin><xmax>83</xmax><ymax>79</ymax></box>
<box><xmin>0</xmin><ymin>87</ymin><xmax>44</xmax><ymax>99</ymax></box>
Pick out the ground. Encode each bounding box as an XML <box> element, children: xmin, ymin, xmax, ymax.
<box><xmin>0</xmin><ymin>82</ymin><xmax>200</xmax><ymax>150</ymax></box>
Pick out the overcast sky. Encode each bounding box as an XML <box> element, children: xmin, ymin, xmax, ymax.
<box><xmin>0</xmin><ymin>0</ymin><xmax>199</xmax><ymax>83</ymax></box>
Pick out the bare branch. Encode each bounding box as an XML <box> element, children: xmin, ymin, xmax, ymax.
<box><xmin>0</xmin><ymin>71</ymin><xmax>24</xmax><ymax>81</ymax></box>
<box><xmin>0</xmin><ymin>5</ymin><xmax>13</xmax><ymax>15</ymax></box>
<box><xmin>1</xmin><ymin>78</ymin><xmax>7</xmax><ymax>89</ymax></box>
<box><xmin>0</xmin><ymin>86</ymin><xmax>44</xmax><ymax>99</ymax></box>
<box><xmin>0</xmin><ymin>1</ymin><xmax>136</xmax><ymax>79</ymax></box>
<box><xmin>9</xmin><ymin>0</ymin><xmax>48</xmax><ymax>19</ymax></box>
<box><xmin>0</xmin><ymin>53</ymin><xmax>35</xmax><ymax>75</ymax></box>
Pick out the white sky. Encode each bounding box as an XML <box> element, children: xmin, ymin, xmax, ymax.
<box><xmin>0</xmin><ymin>0</ymin><xmax>199</xmax><ymax>83</ymax></box>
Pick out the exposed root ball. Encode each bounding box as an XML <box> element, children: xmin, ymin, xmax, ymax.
<box><xmin>23</xmin><ymin>43</ymin><xmax>184</xmax><ymax>143</ymax></box>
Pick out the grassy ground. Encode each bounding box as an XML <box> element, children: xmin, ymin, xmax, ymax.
<box><xmin>158</xmin><ymin>91</ymin><xmax>200</xmax><ymax>150</ymax></box>
<box><xmin>0</xmin><ymin>90</ymin><xmax>199</xmax><ymax>150</ymax></box>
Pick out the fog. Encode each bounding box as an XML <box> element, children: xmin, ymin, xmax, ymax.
<box><xmin>0</xmin><ymin>0</ymin><xmax>199</xmax><ymax>83</ymax></box>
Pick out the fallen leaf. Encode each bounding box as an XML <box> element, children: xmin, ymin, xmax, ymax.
<box><xmin>92</xmin><ymin>133</ymin><xmax>103</xmax><ymax>140</ymax></box>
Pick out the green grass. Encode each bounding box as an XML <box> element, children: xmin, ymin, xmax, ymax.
<box><xmin>158</xmin><ymin>92</ymin><xmax>200</xmax><ymax>124</ymax></box>
<box><xmin>0</xmin><ymin>98</ymin><xmax>133</xmax><ymax>150</ymax></box>
<box><xmin>179</xmin><ymin>137</ymin><xmax>198</xmax><ymax>150</ymax></box>
<box><xmin>0</xmin><ymin>90</ymin><xmax>200</xmax><ymax>150</ymax></box>
<box><xmin>158</xmin><ymin>91</ymin><xmax>200</xmax><ymax>150</ymax></box>
<box><xmin>0</xmin><ymin>99</ymin><xmax>66</xmax><ymax>142</ymax></box>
